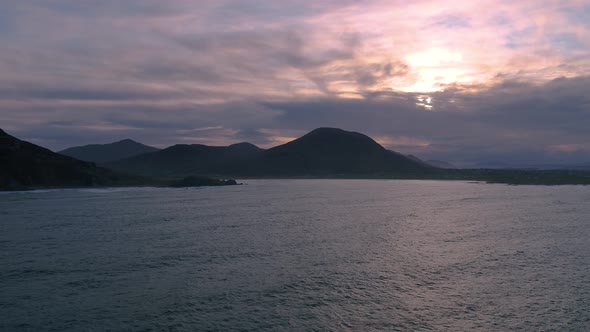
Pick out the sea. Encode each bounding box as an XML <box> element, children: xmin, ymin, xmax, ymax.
<box><xmin>1</xmin><ymin>180</ymin><xmax>590</xmax><ymax>331</ymax></box>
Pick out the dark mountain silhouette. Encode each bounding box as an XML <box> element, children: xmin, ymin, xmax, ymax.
<box><xmin>0</xmin><ymin>129</ymin><xmax>142</xmax><ymax>190</ymax></box>
<box><xmin>4</xmin><ymin>127</ymin><xmax>590</xmax><ymax>186</ymax></box>
<box><xmin>405</xmin><ymin>154</ymin><xmax>439</xmax><ymax>168</ymax></box>
<box><xmin>59</xmin><ymin>139</ymin><xmax>159</xmax><ymax>163</ymax></box>
<box><xmin>426</xmin><ymin>160</ymin><xmax>456</xmax><ymax>169</ymax></box>
<box><xmin>109</xmin><ymin>128</ymin><xmax>432</xmax><ymax>177</ymax></box>
<box><xmin>108</xmin><ymin>142</ymin><xmax>264</xmax><ymax>177</ymax></box>
<box><xmin>240</xmin><ymin>128</ymin><xmax>432</xmax><ymax>176</ymax></box>
<box><xmin>406</xmin><ymin>154</ymin><xmax>424</xmax><ymax>163</ymax></box>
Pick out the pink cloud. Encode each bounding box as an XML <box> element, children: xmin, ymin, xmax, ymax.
<box><xmin>1</xmin><ymin>1</ymin><xmax>590</xmax><ymax>163</ymax></box>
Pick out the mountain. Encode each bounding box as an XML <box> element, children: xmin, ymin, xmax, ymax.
<box><xmin>426</xmin><ymin>160</ymin><xmax>456</xmax><ymax>169</ymax></box>
<box><xmin>405</xmin><ymin>154</ymin><xmax>441</xmax><ymax>168</ymax></box>
<box><xmin>0</xmin><ymin>129</ymin><xmax>142</xmax><ymax>190</ymax></box>
<box><xmin>4</xmin><ymin>127</ymin><xmax>589</xmax><ymax>186</ymax></box>
<box><xmin>59</xmin><ymin>139</ymin><xmax>159</xmax><ymax>164</ymax></box>
<box><xmin>108</xmin><ymin>142</ymin><xmax>264</xmax><ymax>177</ymax></box>
<box><xmin>241</xmin><ymin>128</ymin><xmax>432</xmax><ymax>176</ymax></box>
<box><xmin>108</xmin><ymin>127</ymin><xmax>432</xmax><ymax>177</ymax></box>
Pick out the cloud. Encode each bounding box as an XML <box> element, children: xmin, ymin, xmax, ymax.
<box><xmin>0</xmin><ymin>0</ymin><xmax>589</xmax><ymax>165</ymax></box>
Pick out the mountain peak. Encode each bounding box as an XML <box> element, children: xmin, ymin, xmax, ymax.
<box><xmin>228</xmin><ymin>142</ymin><xmax>263</xmax><ymax>152</ymax></box>
<box><xmin>59</xmin><ymin>139</ymin><xmax>159</xmax><ymax>164</ymax></box>
<box><xmin>109</xmin><ymin>141</ymin><xmax>264</xmax><ymax>177</ymax></box>
<box><xmin>229</xmin><ymin>142</ymin><xmax>257</xmax><ymax>148</ymax></box>
<box><xmin>309</xmin><ymin>127</ymin><xmax>346</xmax><ymax>133</ymax></box>
<box><xmin>105</xmin><ymin>127</ymin><xmax>432</xmax><ymax>177</ymax></box>
<box><xmin>292</xmin><ymin>128</ymin><xmax>384</xmax><ymax>151</ymax></box>
<box><xmin>305</xmin><ymin>127</ymin><xmax>352</xmax><ymax>137</ymax></box>
<box><xmin>303</xmin><ymin>127</ymin><xmax>374</xmax><ymax>140</ymax></box>
<box><xmin>252</xmin><ymin>127</ymin><xmax>429</xmax><ymax>175</ymax></box>
<box><xmin>117</xmin><ymin>138</ymin><xmax>138</xmax><ymax>144</ymax></box>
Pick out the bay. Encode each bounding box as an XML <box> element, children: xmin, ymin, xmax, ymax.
<box><xmin>1</xmin><ymin>180</ymin><xmax>590</xmax><ymax>331</ymax></box>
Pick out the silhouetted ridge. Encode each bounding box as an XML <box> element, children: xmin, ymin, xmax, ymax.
<box><xmin>6</xmin><ymin>127</ymin><xmax>590</xmax><ymax>185</ymax></box>
<box><xmin>0</xmin><ymin>129</ymin><xmax>137</xmax><ymax>190</ymax></box>
<box><xmin>107</xmin><ymin>128</ymin><xmax>432</xmax><ymax>177</ymax></box>
<box><xmin>281</xmin><ymin>128</ymin><xmax>386</xmax><ymax>154</ymax></box>
<box><xmin>107</xmin><ymin>142</ymin><xmax>264</xmax><ymax>177</ymax></box>
<box><xmin>228</xmin><ymin>142</ymin><xmax>264</xmax><ymax>153</ymax></box>
<box><xmin>243</xmin><ymin>127</ymin><xmax>431</xmax><ymax>176</ymax></box>
<box><xmin>426</xmin><ymin>160</ymin><xmax>456</xmax><ymax>169</ymax></box>
<box><xmin>59</xmin><ymin>139</ymin><xmax>159</xmax><ymax>163</ymax></box>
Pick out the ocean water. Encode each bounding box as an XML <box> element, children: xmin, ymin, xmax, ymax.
<box><xmin>1</xmin><ymin>180</ymin><xmax>590</xmax><ymax>331</ymax></box>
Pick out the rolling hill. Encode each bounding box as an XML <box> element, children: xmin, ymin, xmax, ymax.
<box><xmin>59</xmin><ymin>139</ymin><xmax>159</xmax><ymax>163</ymax></box>
<box><xmin>3</xmin><ymin>127</ymin><xmax>590</xmax><ymax>186</ymax></box>
<box><xmin>0</xmin><ymin>129</ymin><xmax>143</xmax><ymax>190</ymax></box>
<box><xmin>239</xmin><ymin>128</ymin><xmax>432</xmax><ymax>176</ymax></box>
<box><xmin>108</xmin><ymin>128</ymin><xmax>432</xmax><ymax>177</ymax></box>
<box><xmin>107</xmin><ymin>142</ymin><xmax>264</xmax><ymax>177</ymax></box>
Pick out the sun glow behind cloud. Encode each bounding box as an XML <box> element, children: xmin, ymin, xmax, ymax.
<box><xmin>1</xmin><ymin>0</ymin><xmax>590</xmax><ymax>164</ymax></box>
<box><xmin>2</xmin><ymin>1</ymin><xmax>589</xmax><ymax>99</ymax></box>
<box><xmin>397</xmin><ymin>48</ymin><xmax>469</xmax><ymax>92</ymax></box>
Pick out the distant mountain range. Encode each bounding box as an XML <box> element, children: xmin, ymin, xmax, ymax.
<box><xmin>426</xmin><ymin>160</ymin><xmax>456</xmax><ymax>169</ymax></box>
<box><xmin>58</xmin><ymin>131</ymin><xmax>590</xmax><ymax>172</ymax></box>
<box><xmin>108</xmin><ymin>142</ymin><xmax>264</xmax><ymax>177</ymax></box>
<box><xmin>59</xmin><ymin>139</ymin><xmax>159</xmax><ymax>163</ymax></box>
<box><xmin>0</xmin><ymin>129</ymin><xmax>144</xmax><ymax>190</ymax></box>
<box><xmin>107</xmin><ymin>128</ymin><xmax>433</xmax><ymax>177</ymax></box>
<box><xmin>3</xmin><ymin>127</ymin><xmax>590</xmax><ymax>189</ymax></box>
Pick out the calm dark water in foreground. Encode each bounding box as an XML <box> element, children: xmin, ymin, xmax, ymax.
<box><xmin>1</xmin><ymin>180</ymin><xmax>590</xmax><ymax>331</ymax></box>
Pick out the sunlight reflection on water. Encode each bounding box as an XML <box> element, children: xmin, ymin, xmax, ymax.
<box><xmin>1</xmin><ymin>180</ymin><xmax>590</xmax><ymax>331</ymax></box>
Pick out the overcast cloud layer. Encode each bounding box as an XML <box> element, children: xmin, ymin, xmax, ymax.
<box><xmin>1</xmin><ymin>0</ymin><xmax>590</xmax><ymax>165</ymax></box>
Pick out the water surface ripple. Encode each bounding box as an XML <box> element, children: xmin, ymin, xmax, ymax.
<box><xmin>1</xmin><ymin>180</ymin><xmax>590</xmax><ymax>331</ymax></box>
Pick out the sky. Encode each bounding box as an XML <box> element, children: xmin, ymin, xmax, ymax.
<box><xmin>1</xmin><ymin>0</ymin><xmax>590</xmax><ymax>165</ymax></box>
